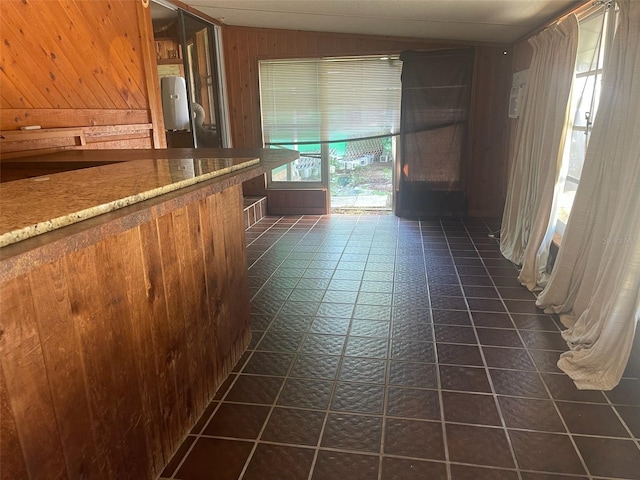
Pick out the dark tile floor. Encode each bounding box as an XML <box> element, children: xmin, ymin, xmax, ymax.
<box><xmin>160</xmin><ymin>215</ymin><xmax>640</xmax><ymax>480</ymax></box>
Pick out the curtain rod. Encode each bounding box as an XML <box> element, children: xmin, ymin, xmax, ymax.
<box><xmin>515</xmin><ymin>0</ymin><xmax>608</xmax><ymax>43</ymax></box>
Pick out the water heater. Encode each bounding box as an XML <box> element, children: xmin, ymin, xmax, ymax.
<box><xmin>161</xmin><ymin>76</ymin><xmax>190</xmax><ymax>130</ymax></box>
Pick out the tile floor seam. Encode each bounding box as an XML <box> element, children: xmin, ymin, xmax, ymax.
<box><xmin>444</xmin><ymin>218</ymin><xmax>524</xmax><ymax>480</ymax></box>
<box><xmin>421</xmin><ymin>218</ymin><xmax>453</xmax><ymax>480</ymax></box>
<box><xmin>166</xmin><ymin>368</ymin><xmax>244</xmax><ymax>479</ymax></box>
<box><xmin>305</xmin><ymin>221</ymin><xmax>363</xmax><ymax>480</ymax></box>
<box><xmin>601</xmin><ymin>396</ymin><xmax>640</xmax><ymax>451</ymax></box>
<box><xmin>461</xmin><ymin>219</ymin><xmax>596</xmax><ymax>480</ymax></box>
<box><xmin>236</xmin><ymin>337</ymin><xmax>298</xmax><ymax>480</ymax></box>
<box><xmin>377</xmin><ymin>217</ymin><xmax>399</xmax><ymax>480</ymax></box>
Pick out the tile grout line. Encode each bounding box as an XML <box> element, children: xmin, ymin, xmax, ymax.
<box><xmin>444</xmin><ymin>219</ymin><xmax>523</xmax><ymax>479</ymax></box>
<box><xmin>377</xmin><ymin>215</ymin><xmax>399</xmax><ymax>480</ymax></box>
<box><xmin>603</xmin><ymin>392</ymin><xmax>640</xmax><ymax>452</ymax></box>
<box><xmin>306</xmin><ymin>214</ymin><xmax>368</xmax><ymax>480</ymax></box>
<box><xmin>421</xmin><ymin>218</ymin><xmax>453</xmax><ymax>480</ymax></box>
<box><xmin>240</xmin><ymin>215</ymin><xmax>330</xmax><ymax>479</ymax></box>
<box><xmin>463</xmin><ymin>218</ymin><xmax>594</xmax><ymax>480</ymax></box>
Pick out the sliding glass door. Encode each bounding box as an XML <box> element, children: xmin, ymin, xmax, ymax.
<box><xmin>151</xmin><ymin>1</ymin><xmax>229</xmax><ymax>148</ymax></box>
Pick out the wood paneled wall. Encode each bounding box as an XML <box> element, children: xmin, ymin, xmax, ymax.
<box><xmin>0</xmin><ymin>0</ymin><xmax>165</xmax><ymax>153</ymax></box>
<box><xmin>505</xmin><ymin>40</ymin><xmax>535</xmax><ymax>182</ymax></box>
<box><xmin>467</xmin><ymin>46</ymin><xmax>513</xmax><ymax>217</ymax></box>
<box><xmin>0</xmin><ymin>185</ymin><xmax>250</xmax><ymax>479</ymax></box>
<box><xmin>223</xmin><ymin>26</ymin><xmax>512</xmax><ymax>217</ymax></box>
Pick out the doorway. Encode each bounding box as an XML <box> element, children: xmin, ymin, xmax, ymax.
<box><xmin>329</xmin><ymin>135</ymin><xmax>396</xmax><ymax>213</ymax></box>
<box><xmin>150</xmin><ymin>1</ymin><xmax>228</xmax><ymax>148</ymax></box>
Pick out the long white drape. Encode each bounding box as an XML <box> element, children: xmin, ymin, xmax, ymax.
<box><xmin>536</xmin><ymin>0</ymin><xmax>640</xmax><ymax>390</ymax></box>
<box><xmin>500</xmin><ymin>16</ymin><xmax>579</xmax><ymax>291</ymax></box>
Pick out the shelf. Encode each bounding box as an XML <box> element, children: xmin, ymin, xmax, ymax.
<box><xmin>157</xmin><ymin>58</ymin><xmax>183</xmax><ymax>65</ymax></box>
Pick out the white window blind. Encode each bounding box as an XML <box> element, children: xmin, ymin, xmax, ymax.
<box><xmin>259</xmin><ymin>57</ymin><xmax>402</xmax><ymax>146</ymax></box>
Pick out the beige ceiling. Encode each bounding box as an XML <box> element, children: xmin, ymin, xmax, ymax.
<box><xmin>182</xmin><ymin>0</ymin><xmax>582</xmax><ymax>43</ymax></box>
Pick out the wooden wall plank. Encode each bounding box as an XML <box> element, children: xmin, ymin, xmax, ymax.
<box><xmin>222</xmin><ymin>186</ymin><xmax>251</xmax><ymax>349</ymax></box>
<box><xmin>237</xmin><ymin>30</ymin><xmax>253</xmax><ymax>150</ymax></box>
<box><xmin>137</xmin><ymin>219</ymin><xmax>183</xmax><ymax>461</ymax></box>
<box><xmin>170</xmin><ymin>207</ymin><xmax>206</xmax><ymax>417</ymax></box>
<box><xmin>0</xmin><ymin>275</ymin><xmax>67</xmax><ymax>479</ymax></box>
<box><xmin>74</xmin><ymin>0</ymin><xmax>146</xmax><ymax>109</ymax></box>
<box><xmin>198</xmin><ymin>194</ymin><xmax>224</xmax><ymax>385</ymax></box>
<box><xmin>206</xmin><ymin>193</ymin><xmax>233</xmax><ymax>370</ymax></box>
<box><xmin>247</xmin><ymin>30</ymin><xmax>261</xmax><ymax>147</ymax></box>
<box><xmin>134</xmin><ymin>0</ymin><xmax>166</xmax><ymax>148</ymax></box>
<box><xmin>223</xmin><ymin>29</ymin><xmax>244</xmax><ymax>148</ymax></box>
<box><xmin>467</xmin><ymin>46</ymin><xmax>512</xmax><ymax>217</ymax></box>
<box><xmin>0</xmin><ymin>71</ymin><xmax>35</xmax><ymax>110</ymax></box>
<box><xmin>21</xmin><ymin>0</ymin><xmax>127</xmax><ymax>109</ymax></box>
<box><xmin>1</xmin><ymin>108</ymin><xmax>150</xmax><ymax>130</ymax></box>
<box><xmin>115</xmin><ymin>227</ymin><xmax>168</xmax><ymax>475</ymax></box>
<box><xmin>63</xmin><ymin>246</ymin><xmax>123</xmax><ymax>478</ymax></box>
<box><xmin>0</xmin><ymin>367</ymin><xmax>28</xmax><ymax>480</ymax></box>
<box><xmin>186</xmin><ymin>201</ymin><xmax>217</xmax><ymax>403</ymax></box>
<box><xmin>155</xmin><ymin>213</ymin><xmax>197</xmax><ymax>437</ymax></box>
<box><xmin>26</xmin><ymin>260</ymin><xmax>100</xmax><ymax>478</ymax></box>
<box><xmin>94</xmin><ymin>236</ymin><xmax>152</xmax><ymax>480</ymax></box>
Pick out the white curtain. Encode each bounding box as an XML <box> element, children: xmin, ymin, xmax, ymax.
<box><xmin>500</xmin><ymin>16</ymin><xmax>579</xmax><ymax>290</ymax></box>
<box><xmin>536</xmin><ymin>0</ymin><xmax>640</xmax><ymax>390</ymax></box>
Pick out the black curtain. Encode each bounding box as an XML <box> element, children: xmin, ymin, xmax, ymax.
<box><xmin>397</xmin><ymin>48</ymin><xmax>475</xmax><ymax>218</ymax></box>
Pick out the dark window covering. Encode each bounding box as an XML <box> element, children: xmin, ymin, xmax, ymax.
<box><xmin>397</xmin><ymin>48</ymin><xmax>475</xmax><ymax>218</ymax></box>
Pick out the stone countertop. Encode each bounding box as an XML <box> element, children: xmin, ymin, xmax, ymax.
<box><xmin>0</xmin><ymin>148</ymin><xmax>298</xmax><ymax>250</ymax></box>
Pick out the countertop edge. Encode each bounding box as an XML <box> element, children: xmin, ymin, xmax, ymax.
<box><xmin>0</xmin><ymin>149</ymin><xmax>297</xmax><ymax>281</ymax></box>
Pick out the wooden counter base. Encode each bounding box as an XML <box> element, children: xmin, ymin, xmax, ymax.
<box><xmin>0</xmin><ymin>184</ymin><xmax>251</xmax><ymax>479</ymax></box>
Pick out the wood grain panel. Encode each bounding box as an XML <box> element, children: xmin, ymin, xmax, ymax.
<box><xmin>0</xmin><ymin>274</ymin><xmax>67</xmax><ymax>479</ymax></box>
<box><xmin>1</xmin><ymin>108</ymin><xmax>150</xmax><ymax>130</ymax></box>
<box><xmin>0</xmin><ymin>183</ymin><xmax>252</xmax><ymax>479</ymax></box>
<box><xmin>27</xmin><ymin>260</ymin><xmax>100</xmax><ymax>478</ymax></box>
<box><xmin>0</xmin><ymin>124</ymin><xmax>154</xmax><ymax>159</ymax></box>
<box><xmin>0</xmin><ymin>0</ymin><xmax>163</xmax><ymax>152</ymax></box>
<box><xmin>208</xmin><ymin>193</ymin><xmax>233</xmax><ymax>367</ymax></box>
<box><xmin>222</xmin><ymin>187</ymin><xmax>251</xmax><ymax>350</ymax></box>
<box><xmin>506</xmin><ymin>40</ymin><xmax>534</xmax><ymax>182</ymax></box>
<box><xmin>98</xmin><ymin>237</ymin><xmax>153</xmax><ymax>479</ymax></box>
<box><xmin>186</xmin><ymin>201</ymin><xmax>217</xmax><ymax>401</ymax></box>
<box><xmin>64</xmin><ymin>245</ymin><xmax>128</xmax><ymax>478</ymax></box>
<box><xmin>135</xmin><ymin>0</ymin><xmax>167</xmax><ymax>148</ymax></box>
<box><xmin>155</xmin><ymin>213</ymin><xmax>197</xmax><ymax>436</ymax></box>
<box><xmin>199</xmin><ymin>195</ymin><xmax>226</xmax><ymax>384</ymax></box>
<box><xmin>137</xmin><ymin>218</ymin><xmax>184</xmax><ymax>460</ymax></box>
<box><xmin>268</xmin><ymin>189</ymin><xmax>330</xmax><ymax>215</ymax></box>
<box><xmin>222</xmin><ymin>26</ymin><xmax>512</xmax><ymax>216</ymax></box>
<box><xmin>111</xmin><ymin>229</ymin><xmax>167</xmax><ymax>474</ymax></box>
<box><xmin>0</xmin><ymin>367</ymin><xmax>28</xmax><ymax>480</ymax></box>
<box><xmin>169</xmin><ymin>205</ymin><xmax>208</xmax><ymax>418</ymax></box>
<box><xmin>467</xmin><ymin>46</ymin><xmax>512</xmax><ymax>217</ymax></box>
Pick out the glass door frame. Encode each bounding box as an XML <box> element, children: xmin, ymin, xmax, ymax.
<box><xmin>151</xmin><ymin>0</ymin><xmax>231</xmax><ymax>148</ymax></box>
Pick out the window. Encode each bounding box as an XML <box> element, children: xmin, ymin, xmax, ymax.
<box><xmin>556</xmin><ymin>3</ymin><xmax>617</xmax><ymax>235</ymax></box>
<box><xmin>259</xmin><ymin>57</ymin><xmax>402</xmax><ymax>189</ymax></box>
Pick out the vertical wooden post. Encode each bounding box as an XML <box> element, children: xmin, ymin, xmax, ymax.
<box><xmin>136</xmin><ymin>0</ymin><xmax>167</xmax><ymax>148</ymax></box>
